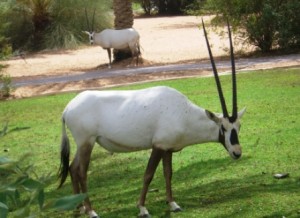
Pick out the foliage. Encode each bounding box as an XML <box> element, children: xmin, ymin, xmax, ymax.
<box><xmin>135</xmin><ymin>0</ymin><xmax>202</xmax><ymax>15</ymax></box>
<box><xmin>0</xmin><ymin>68</ymin><xmax>299</xmax><ymax>217</ymax></box>
<box><xmin>0</xmin><ymin>0</ymin><xmax>113</xmax><ymax>51</ymax></box>
<box><xmin>0</xmin><ymin>1</ymin><xmax>13</xmax><ymax>58</ymax></box>
<box><xmin>0</xmin><ymin>153</ymin><xmax>87</xmax><ymax>217</ymax></box>
<box><xmin>202</xmin><ymin>0</ymin><xmax>300</xmax><ymax>52</ymax></box>
<box><xmin>184</xmin><ymin>0</ymin><xmax>207</xmax><ymax>15</ymax></box>
<box><xmin>0</xmin><ymin>67</ymin><xmax>12</xmax><ymax>99</ymax></box>
<box><xmin>276</xmin><ymin>1</ymin><xmax>300</xmax><ymax>50</ymax></box>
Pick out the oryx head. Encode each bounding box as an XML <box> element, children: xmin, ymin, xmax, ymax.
<box><xmin>83</xmin><ymin>8</ymin><xmax>95</xmax><ymax>45</ymax></box>
<box><xmin>202</xmin><ymin>19</ymin><xmax>246</xmax><ymax>160</ymax></box>
<box><xmin>83</xmin><ymin>31</ymin><xmax>95</xmax><ymax>45</ymax></box>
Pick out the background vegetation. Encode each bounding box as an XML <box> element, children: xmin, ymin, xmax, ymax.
<box><xmin>135</xmin><ymin>0</ymin><xmax>205</xmax><ymax>15</ymax></box>
<box><xmin>0</xmin><ymin>0</ymin><xmax>112</xmax><ymax>53</ymax></box>
<box><xmin>0</xmin><ymin>68</ymin><xmax>299</xmax><ymax>217</ymax></box>
<box><xmin>1</xmin><ymin>0</ymin><xmax>299</xmax><ymax>56</ymax></box>
<box><xmin>198</xmin><ymin>0</ymin><xmax>300</xmax><ymax>52</ymax></box>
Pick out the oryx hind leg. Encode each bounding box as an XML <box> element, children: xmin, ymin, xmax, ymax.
<box><xmin>70</xmin><ymin>141</ymin><xmax>99</xmax><ymax>218</ymax></box>
<box><xmin>135</xmin><ymin>44</ymin><xmax>140</xmax><ymax>66</ymax></box>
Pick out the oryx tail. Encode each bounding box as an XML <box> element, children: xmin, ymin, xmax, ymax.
<box><xmin>58</xmin><ymin>118</ymin><xmax>70</xmax><ymax>188</ymax></box>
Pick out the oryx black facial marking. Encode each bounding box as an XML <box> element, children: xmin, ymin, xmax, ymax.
<box><xmin>89</xmin><ymin>33</ymin><xmax>94</xmax><ymax>44</ymax></box>
<box><xmin>219</xmin><ymin>129</ymin><xmax>227</xmax><ymax>150</ymax></box>
<box><xmin>230</xmin><ymin>128</ymin><xmax>239</xmax><ymax>145</ymax></box>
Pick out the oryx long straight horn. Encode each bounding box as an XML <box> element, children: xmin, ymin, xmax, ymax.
<box><xmin>85</xmin><ymin>8</ymin><xmax>90</xmax><ymax>32</ymax></box>
<box><xmin>91</xmin><ymin>9</ymin><xmax>96</xmax><ymax>32</ymax></box>
<box><xmin>202</xmin><ymin>19</ymin><xmax>229</xmax><ymax>118</ymax></box>
<box><xmin>227</xmin><ymin>20</ymin><xmax>238</xmax><ymax>120</ymax></box>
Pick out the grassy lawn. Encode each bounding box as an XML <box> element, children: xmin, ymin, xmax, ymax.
<box><xmin>0</xmin><ymin>68</ymin><xmax>299</xmax><ymax>217</ymax></box>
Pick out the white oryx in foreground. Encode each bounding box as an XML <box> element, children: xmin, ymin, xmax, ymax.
<box><xmin>58</xmin><ymin>20</ymin><xmax>246</xmax><ymax>218</ymax></box>
<box><xmin>83</xmin><ymin>9</ymin><xmax>140</xmax><ymax>68</ymax></box>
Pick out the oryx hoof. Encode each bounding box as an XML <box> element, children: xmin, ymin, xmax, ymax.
<box><xmin>172</xmin><ymin>207</ymin><xmax>183</xmax><ymax>213</ymax></box>
<box><xmin>88</xmin><ymin>210</ymin><xmax>99</xmax><ymax>218</ymax></box>
<box><xmin>169</xmin><ymin>201</ymin><xmax>182</xmax><ymax>213</ymax></box>
<box><xmin>138</xmin><ymin>205</ymin><xmax>151</xmax><ymax>218</ymax></box>
<box><xmin>138</xmin><ymin>214</ymin><xmax>151</xmax><ymax>218</ymax></box>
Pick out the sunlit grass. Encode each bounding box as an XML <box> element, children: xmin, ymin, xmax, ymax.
<box><xmin>0</xmin><ymin>68</ymin><xmax>299</xmax><ymax>217</ymax></box>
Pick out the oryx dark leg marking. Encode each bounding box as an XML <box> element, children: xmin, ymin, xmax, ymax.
<box><xmin>138</xmin><ymin>148</ymin><xmax>163</xmax><ymax>207</ymax></box>
<box><xmin>162</xmin><ymin>151</ymin><xmax>173</xmax><ymax>203</ymax></box>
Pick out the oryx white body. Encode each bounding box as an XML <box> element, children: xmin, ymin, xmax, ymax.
<box><xmin>93</xmin><ymin>29</ymin><xmax>140</xmax><ymax>51</ymax></box>
<box><xmin>84</xmin><ymin>28</ymin><xmax>140</xmax><ymax>68</ymax></box>
<box><xmin>60</xmin><ymin>86</ymin><xmax>245</xmax><ymax>218</ymax></box>
<box><xmin>64</xmin><ymin>86</ymin><xmax>228</xmax><ymax>153</ymax></box>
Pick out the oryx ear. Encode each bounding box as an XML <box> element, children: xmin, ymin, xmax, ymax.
<box><xmin>238</xmin><ymin>107</ymin><xmax>246</xmax><ymax>119</ymax></box>
<box><xmin>205</xmin><ymin>110</ymin><xmax>220</xmax><ymax>124</ymax></box>
<box><xmin>82</xmin><ymin>31</ymin><xmax>90</xmax><ymax>35</ymax></box>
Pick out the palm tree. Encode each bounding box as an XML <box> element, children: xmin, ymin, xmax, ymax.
<box><xmin>113</xmin><ymin>0</ymin><xmax>134</xmax><ymax>62</ymax></box>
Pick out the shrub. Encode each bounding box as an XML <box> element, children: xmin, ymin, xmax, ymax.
<box><xmin>201</xmin><ymin>0</ymin><xmax>300</xmax><ymax>52</ymax></box>
<box><xmin>0</xmin><ymin>68</ymin><xmax>12</xmax><ymax>100</ymax></box>
<box><xmin>136</xmin><ymin>0</ymin><xmax>202</xmax><ymax>15</ymax></box>
<box><xmin>276</xmin><ymin>0</ymin><xmax>300</xmax><ymax>50</ymax></box>
<box><xmin>0</xmin><ymin>0</ymin><xmax>112</xmax><ymax>51</ymax></box>
<box><xmin>0</xmin><ymin>154</ymin><xmax>86</xmax><ymax>217</ymax></box>
<box><xmin>0</xmin><ymin>74</ymin><xmax>12</xmax><ymax>99</ymax></box>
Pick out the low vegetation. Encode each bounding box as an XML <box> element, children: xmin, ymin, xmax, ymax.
<box><xmin>0</xmin><ymin>0</ymin><xmax>112</xmax><ymax>52</ymax></box>
<box><xmin>0</xmin><ymin>68</ymin><xmax>299</xmax><ymax>217</ymax></box>
<box><xmin>0</xmin><ymin>65</ymin><xmax>12</xmax><ymax>99</ymax></box>
<box><xmin>201</xmin><ymin>0</ymin><xmax>300</xmax><ymax>52</ymax></box>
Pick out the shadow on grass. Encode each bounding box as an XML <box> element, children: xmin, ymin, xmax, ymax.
<box><xmin>47</xmin><ymin>151</ymin><xmax>300</xmax><ymax>217</ymax></box>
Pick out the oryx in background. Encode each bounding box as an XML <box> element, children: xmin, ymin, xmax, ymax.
<box><xmin>58</xmin><ymin>19</ymin><xmax>246</xmax><ymax>218</ymax></box>
<box><xmin>83</xmin><ymin>9</ymin><xmax>140</xmax><ymax>68</ymax></box>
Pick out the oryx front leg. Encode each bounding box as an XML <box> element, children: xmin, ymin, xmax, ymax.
<box><xmin>162</xmin><ymin>151</ymin><xmax>182</xmax><ymax>213</ymax></box>
<box><xmin>138</xmin><ymin>148</ymin><xmax>163</xmax><ymax>217</ymax></box>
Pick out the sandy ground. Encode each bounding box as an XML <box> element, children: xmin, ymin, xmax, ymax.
<box><xmin>0</xmin><ymin>16</ymin><xmax>285</xmax><ymax>98</ymax></box>
<box><xmin>2</xmin><ymin>16</ymin><xmax>255</xmax><ymax>77</ymax></box>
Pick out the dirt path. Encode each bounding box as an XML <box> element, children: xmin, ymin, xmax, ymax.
<box><xmin>1</xmin><ymin>16</ymin><xmax>299</xmax><ymax>98</ymax></box>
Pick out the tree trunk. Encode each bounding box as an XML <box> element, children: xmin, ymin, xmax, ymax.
<box><xmin>113</xmin><ymin>0</ymin><xmax>134</xmax><ymax>62</ymax></box>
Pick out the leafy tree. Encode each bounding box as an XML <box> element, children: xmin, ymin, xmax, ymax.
<box><xmin>204</xmin><ymin>0</ymin><xmax>300</xmax><ymax>52</ymax></box>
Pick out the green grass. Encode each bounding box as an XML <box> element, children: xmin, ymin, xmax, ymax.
<box><xmin>0</xmin><ymin>68</ymin><xmax>299</xmax><ymax>217</ymax></box>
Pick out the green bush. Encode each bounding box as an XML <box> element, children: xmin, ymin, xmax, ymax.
<box><xmin>0</xmin><ymin>73</ymin><xmax>12</xmax><ymax>99</ymax></box>
<box><xmin>0</xmin><ymin>0</ymin><xmax>113</xmax><ymax>52</ymax></box>
<box><xmin>136</xmin><ymin>0</ymin><xmax>203</xmax><ymax>15</ymax></box>
<box><xmin>202</xmin><ymin>0</ymin><xmax>300</xmax><ymax>52</ymax></box>
<box><xmin>276</xmin><ymin>0</ymin><xmax>300</xmax><ymax>50</ymax></box>
<box><xmin>0</xmin><ymin>154</ymin><xmax>87</xmax><ymax>217</ymax></box>
<box><xmin>0</xmin><ymin>2</ymin><xmax>12</xmax><ymax>58</ymax></box>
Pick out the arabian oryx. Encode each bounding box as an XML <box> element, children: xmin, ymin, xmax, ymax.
<box><xmin>83</xmin><ymin>9</ymin><xmax>140</xmax><ymax>69</ymax></box>
<box><xmin>58</xmin><ymin>19</ymin><xmax>246</xmax><ymax>218</ymax></box>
